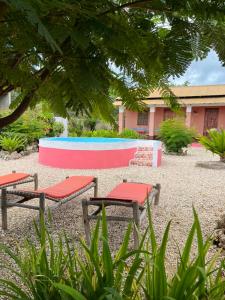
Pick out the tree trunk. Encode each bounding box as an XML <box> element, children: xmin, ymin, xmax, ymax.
<box><xmin>0</xmin><ymin>68</ymin><xmax>50</xmax><ymax>129</ymax></box>
<box><xmin>0</xmin><ymin>91</ymin><xmax>33</xmax><ymax>128</ymax></box>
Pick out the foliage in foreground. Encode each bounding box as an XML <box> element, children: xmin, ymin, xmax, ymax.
<box><xmin>159</xmin><ymin>119</ymin><xmax>195</xmax><ymax>153</ymax></box>
<box><xmin>200</xmin><ymin>129</ymin><xmax>225</xmax><ymax>162</ymax></box>
<box><xmin>1</xmin><ymin>1</ymin><xmax>225</xmax><ymax>128</ymax></box>
<box><xmin>0</xmin><ymin>207</ymin><xmax>225</xmax><ymax>300</ymax></box>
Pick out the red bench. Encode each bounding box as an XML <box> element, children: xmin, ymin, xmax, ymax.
<box><xmin>82</xmin><ymin>179</ymin><xmax>160</xmax><ymax>248</ymax></box>
<box><xmin>1</xmin><ymin>175</ymin><xmax>97</xmax><ymax>230</ymax></box>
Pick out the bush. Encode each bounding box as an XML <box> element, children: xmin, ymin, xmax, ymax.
<box><xmin>159</xmin><ymin>119</ymin><xmax>195</xmax><ymax>153</ymax></box>
<box><xmin>1</xmin><ymin>208</ymin><xmax>225</xmax><ymax>299</ymax></box>
<box><xmin>83</xmin><ymin>117</ymin><xmax>97</xmax><ymax>131</ymax></box>
<box><xmin>91</xmin><ymin>129</ymin><xmax>118</xmax><ymax>138</ymax></box>
<box><xmin>199</xmin><ymin>129</ymin><xmax>225</xmax><ymax>162</ymax></box>
<box><xmin>1</xmin><ymin>108</ymin><xmax>65</xmax><ymax>144</ymax></box>
<box><xmin>119</xmin><ymin>128</ymin><xmax>141</xmax><ymax>139</ymax></box>
<box><xmin>69</xmin><ymin>120</ymin><xmax>83</xmax><ymax>136</ymax></box>
<box><xmin>81</xmin><ymin>130</ymin><xmax>94</xmax><ymax>137</ymax></box>
<box><xmin>0</xmin><ymin>133</ymin><xmax>27</xmax><ymax>153</ymax></box>
<box><xmin>3</xmin><ymin>118</ymin><xmax>45</xmax><ymax>143</ymax></box>
<box><xmin>52</xmin><ymin>122</ymin><xmax>64</xmax><ymax>137</ymax></box>
<box><xmin>80</xmin><ymin>129</ymin><xmax>142</xmax><ymax>139</ymax></box>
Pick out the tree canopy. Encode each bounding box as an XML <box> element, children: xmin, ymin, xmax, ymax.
<box><xmin>1</xmin><ymin>0</ymin><xmax>225</xmax><ymax>128</ymax></box>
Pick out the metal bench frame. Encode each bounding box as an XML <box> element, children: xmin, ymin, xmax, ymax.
<box><xmin>82</xmin><ymin>179</ymin><xmax>160</xmax><ymax>248</ymax></box>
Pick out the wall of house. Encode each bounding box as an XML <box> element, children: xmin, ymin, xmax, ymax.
<box><xmin>123</xmin><ymin>106</ymin><xmax>225</xmax><ymax>137</ymax></box>
<box><xmin>154</xmin><ymin>108</ymin><xmax>164</xmax><ymax>135</ymax></box>
<box><xmin>218</xmin><ymin>107</ymin><xmax>225</xmax><ymax>129</ymax></box>
<box><xmin>190</xmin><ymin>106</ymin><xmax>225</xmax><ymax>135</ymax></box>
<box><xmin>124</xmin><ymin>110</ymin><xmax>148</xmax><ymax>130</ymax></box>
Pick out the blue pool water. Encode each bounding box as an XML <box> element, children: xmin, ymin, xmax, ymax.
<box><xmin>44</xmin><ymin>137</ymin><xmax>134</xmax><ymax>143</ymax></box>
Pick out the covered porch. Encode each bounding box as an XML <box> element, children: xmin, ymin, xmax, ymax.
<box><xmin>118</xmin><ymin>105</ymin><xmax>225</xmax><ymax>138</ymax></box>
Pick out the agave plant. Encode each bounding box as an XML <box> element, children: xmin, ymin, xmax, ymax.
<box><xmin>199</xmin><ymin>129</ymin><xmax>225</xmax><ymax>162</ymax></box>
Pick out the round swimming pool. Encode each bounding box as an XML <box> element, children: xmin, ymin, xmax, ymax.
<box><xmin>39</xmin><ymin>137</ymin><xmax>162</xmax><ymax>169</ymax></box>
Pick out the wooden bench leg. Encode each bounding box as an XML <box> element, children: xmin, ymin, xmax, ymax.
<box><xmin>94</xmin><ymin>178</ymin><xmax>98</xmax><ymax>197</ymax></box>
<box><xmin>82</xmin><ymin>199</ymin><xmax>91</xmax><ymax>245</ymax></box>
<box><xmin>34</xmin><ymin>173</ymin><xmax>38</xmax><ymax>190</ymax></box>
<box><xmin>133</xmin><ymin>202</ymin><xmax>140</xmax><ymax>249</ymax></box>
<box><xmin>39</xmin><ymin>193</ymin><xmax>45</xmax><ymax>221</ymax></box>
<box><xmin>1</xmin><ymin>188</ymin><xmax>8</xmax><ymax>230</ymax></box>
<box><xmin>12</xmin><ymin>170</ymin><xmax>16</xmax><ymax>189</ymax></box>
<box><xmin>154</xmin><ymin>183</ymin><xmax>161</xmax><ymax>205</ymax></box>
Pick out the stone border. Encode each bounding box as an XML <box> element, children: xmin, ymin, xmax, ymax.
<box><xmin>0</xmin><ymin>145</ymin><xmax>38</xmax><ymax>161</ymax></box>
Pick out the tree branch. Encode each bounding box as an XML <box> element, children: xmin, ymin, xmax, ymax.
<box><xmin>100</xmin><ymin>0</ymin><xmax>171</xmax><ymax>16</ymax></box>
<box><xmin>0</xmin><ymin>90</ymin><xmax>34</xmax><ymax>128</ymax></box>
<box><xmin>0</xmin><ymin>69</ymin><xmax>50</xmax><ymax>128</ymax></box>
<box><xmin>0</xmin><ymin>2</ymin><xmax>8</xmax><ymax>21</ymax></box>
<box><xmin>0</xmin><ymin>85</ymin><xmax>14</xmax><ymax>97</ymax></box>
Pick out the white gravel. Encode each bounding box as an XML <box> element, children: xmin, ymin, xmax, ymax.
<box><xmin>0</xmin><ymin>148</ymin><xmax>225</xmax><ymax>273</ymax></box>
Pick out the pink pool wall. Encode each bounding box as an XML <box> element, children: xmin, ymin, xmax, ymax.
<box><xmin>39</xmin><ymin>138</ymin><xmax>162</xmax><ymax>169</ymax></box>
<box><xmin>39</xmin><ymin>147</ymin><xmax>136</xmax><ymax>169</ymax></box>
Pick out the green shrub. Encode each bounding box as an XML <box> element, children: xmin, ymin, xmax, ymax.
<box><xmin>80</xmin><ymin>130</ymin><xmax>118</xmax><ymax>138</ymax></box>
<box><xmin>0</xmin><ymin>134</ymin><xmax>27</xmax><ymax>153</ymax></box>
<box><xmin>52</xmin><ymin>122</ymin><xmax>64</xmax><ymax>137</ymax></box>
<box><xmin>81</xmin><ymin>129</ymin><xmax>142</xmax><ymax>139</ymax></box>
<box><xmin>68</xmin><ymin>118</ymin><xmax>84</xmax><ymax>136</ymax></box>
<box><xmin>91</xmin><ymin>129</ymin><xmax>118</xmax><ymax>138</ymax></box>
<box><xmin>1</xmin><ymin>108</ymin><xmax>65</xmax><ymax>143</ymax></box>
<box><xmin>199</xmin><ymin>129</ymin><xmax>225</xmax><ymax>162</ymax></box>
<box><xmin>3</xmin><ymin>118</ymin><xmax>45</xmax><ymax>143</ymax></box>
<box><xmin>83</xmin><ymin>117</ymin><xmax>97</xmax><ymax>131</ymax></box>
<box><xmin>159</xmin><ymin>119</ymin><xmax>195</xmax><ymax>153</ymax></box>
<box><xmin>119</xmin><ymin>128</ymin><xmax>141</xmax><ymax>139</ymax></box>
<box><xmin>1</xmin><ymin>208</ymin><xmax>225</xmax><ymax>299</ymax></box>
<box><xmin>81</xmin><ymin>130</ymin><xmax>93</xmax><ymax>137</ymax></box>
<box><xmin>69</xmin><ymin>131</ymin><xmax>77</xmax><ymax>137</ymax></box>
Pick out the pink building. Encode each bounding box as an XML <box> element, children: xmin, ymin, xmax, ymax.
<box><xmin>115</xmin><ymin>85</ymin><xmax>225</xmax><ymax>138</ymax></box>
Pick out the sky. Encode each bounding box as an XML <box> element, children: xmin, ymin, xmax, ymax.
<box><xmin>171</xmin><ymin>50</ymin><xmax>225</xmax><ymax>86</ymax></box>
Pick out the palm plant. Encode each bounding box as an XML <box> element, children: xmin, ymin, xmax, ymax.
<box><xmin>199</xmin><ymin>129</ymin><xmax>225</xmax><ymax>162</ymax></box>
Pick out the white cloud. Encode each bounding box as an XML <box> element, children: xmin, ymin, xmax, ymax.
<box><xmin>171</xmin><ymin>50</ymin><xmax>225</xmax><ymax>86</ymax></box>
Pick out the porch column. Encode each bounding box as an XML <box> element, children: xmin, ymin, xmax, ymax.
<box><xmin>186</xmin><ymin>105</ymin><xmax>192</xmax><ymax>128</ymax></box>
<box><xmin>148</xmin><ymin>106</ymin><xmax>156</xmax><ymax>138</ymax></box>
<box><xmin>118</xmin><ymin>106</ymin><xmax>125</xmax><ymax>133</ymax></box>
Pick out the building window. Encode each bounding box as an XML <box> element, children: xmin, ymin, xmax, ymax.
<box><xmin>137</xmin><ymin>111</ymin><xmax>149</xmax><ymax>125</ymax></box>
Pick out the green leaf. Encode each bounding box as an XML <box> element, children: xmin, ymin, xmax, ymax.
<box><xmin>53</xmin><ymin>283</ymin><xmax>87</xmax><ymax>300</ymax></box>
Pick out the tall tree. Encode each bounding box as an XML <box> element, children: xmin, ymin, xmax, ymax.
<box><xmin>0</xmin><ymin>0</ymin><xmax>225</xmax><ymax>128</ymax></box>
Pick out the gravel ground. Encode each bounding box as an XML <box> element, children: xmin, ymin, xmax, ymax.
<box><xmin>0</xmin><ymin>147</ymin><xmax>225</xmax><ymax>274</ymax></box>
